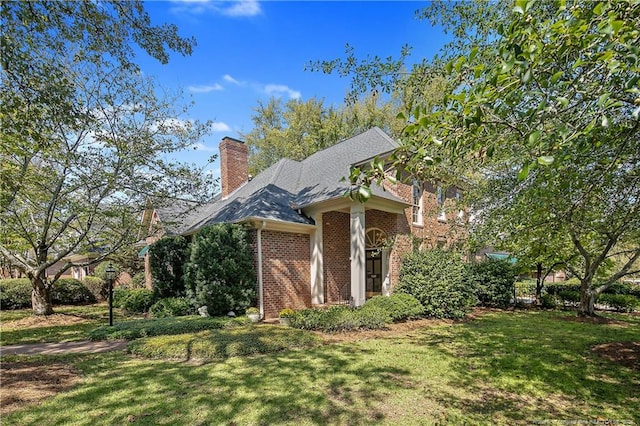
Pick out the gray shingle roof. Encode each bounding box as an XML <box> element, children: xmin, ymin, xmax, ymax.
<box><xmin>158</xmin><ymin>128</ymin><xmax>407</xmax><ymax>235</ymax></box>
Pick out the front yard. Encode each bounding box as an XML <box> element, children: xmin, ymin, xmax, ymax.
<box><xmin>1</xmin><ymin>308</ymin><xmax>639</xmax><ymax>425</ymax></box>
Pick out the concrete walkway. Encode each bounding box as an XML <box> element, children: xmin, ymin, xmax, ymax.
<box><xmin>1</xmin><ymin>340</ymin><xmax>128</xmax><ymax>356</ymax></box>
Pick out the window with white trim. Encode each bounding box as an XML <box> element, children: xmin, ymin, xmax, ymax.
<box><xmin>412</xmin><ymin>180</ymin><xmax>423</xmax><ymax>225</ymax></box>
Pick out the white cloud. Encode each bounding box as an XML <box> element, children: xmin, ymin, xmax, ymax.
<box><xmin>264</xmin><ymin>84</ymin><xmax>301</xmax><ymax>100</ymax></box>
<box><xmin>188</xmin><ymin>83</ymin><xmax>224</xmax><ymax>93</ymax></box>
<box><xmin>192</xmin><ymin>143</ymin><xmax>217</xmax><ymax>152</ymax></box>
<box><xmin>223</xmin><ymin>74</ymin><xmax>243</xmax><ymax>85</ymax></box>
<box><xmin>210</xmin><ymin>122</ymin><xmax>231</xmax><ymax>132</ymax></box>
<box><xmin>170</xmin><ymin>0</ymin><xmax>262</xmax><ymax>17</ymax></box>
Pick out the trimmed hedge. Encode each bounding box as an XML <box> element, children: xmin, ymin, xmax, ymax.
<box><xmin>0</xmin><ymin>278</ymin><xmax>95</xmax><ymax>309</ymax></box>
<box><xmin>89</xmin><ymin>315</ymin><xmax>249</xmax><ymax>340</ymax></box>
<box><xmin>51</xmin><ymin>278</ymin><xmax>96</xmax><ymax>305</ymax></box>
<box><xmin>83</xmin><ymin>276</ymin><xmax>107</xmax><ymax>301</ymax></box>
<box><xmin>470</xmin><ymin>259</ymin><xmax>516</xmax><ymax>308</ymax></box>
<box><xmin>395</xmin><ymin>249</ymin><xmax>476</xmax><ymax>319</ymax></box>
<box><xmin>598</xmin><ymin>294</ymin><xmax>640</xmax><ymax>313</ymax></box>
<box><xmin>290</xmin><ymin>305</ymin><xmax>390</xmax><ymax>332</ymax></box>
<box><xmin>150</xmin><ymin>297</ymin><xmax>194</xmax><ymax>318</ymax></box>
<box><xmin>363</xmin><ymin>293</ymin><xmax>424</xmax><ymax>322</ymax></box>
<box><xmin>0</xmin><ymin>278</ymin><xmax>32</xmax><ymax>309</ymax></box>
<box><xmin>113</xmin><ymin>288</ymin><xmax>154</xmax><ymax>314</ymax></box>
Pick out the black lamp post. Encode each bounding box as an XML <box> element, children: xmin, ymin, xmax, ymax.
<box><xmin>105</xmin><ymin>263</ymin><xmax>116</xmax><ymax>326</ymax></box>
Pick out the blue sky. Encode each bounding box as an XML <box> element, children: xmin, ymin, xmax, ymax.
<box><xmin>138</xmin><ymin>0</ymin><xmax>450</xmax><ymax>179</ymax></box>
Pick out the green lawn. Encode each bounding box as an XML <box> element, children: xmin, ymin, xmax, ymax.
<box><xmin>2</xmin><ymin>309</ymin><xmax>638</xmax><ymax>425</ymax></box>
<box><xmin>0</xmin><ymin>304</ymin><xmax>142</xmax><ymax>345</ymax></box>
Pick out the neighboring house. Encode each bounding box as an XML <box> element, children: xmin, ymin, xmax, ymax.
<box><xmin>140</xmin><ymin>128</ymin><xmax>465</xmax><ymax>318</ymax></box>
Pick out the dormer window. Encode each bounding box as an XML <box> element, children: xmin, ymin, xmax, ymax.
<box><xmin>412</xmin><ymin>180</ymin><xmax>423</xmax><ymax>226</ymax></box>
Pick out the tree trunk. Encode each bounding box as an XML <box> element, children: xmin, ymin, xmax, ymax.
<box><xmin>578</xmin><ymin>281</ymin><xmax>596</xmax><ymax>317</ymax></box>
<box><xmin>32</xmin><ymin>275</ymin><xmax>54</xmax><ymax>315</ymax></box>
<box><xmin>535</xmin><ymin>262</ymin><xmax>543</xmax><ymax>305</ymax></box>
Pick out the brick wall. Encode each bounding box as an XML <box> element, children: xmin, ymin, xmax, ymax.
<box><xmin>322</xmin><ymin>211</ymin><xmax>351</xmax><ymax>303</ymax></box>
<box><xmin>219</xmin><ymin>137</ymin><xmax>248</xmax><ymax>197</ymax></box>
<box><xmin>259</xmin><ymin>230</ymin><xmax>311</xmax><ymax>318</ymax></box>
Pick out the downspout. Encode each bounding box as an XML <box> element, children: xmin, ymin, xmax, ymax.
<box><xmin>257</xmin><ymin>221</ymin><xmax>266</xmax><ymax>318</ymax></box>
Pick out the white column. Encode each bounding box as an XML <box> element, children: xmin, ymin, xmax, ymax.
<box><xmin>310</xmin><ymin>212</ymin><xmax>324</xmax><ymax>304</ymax></box>
<box><xmin>350</xmin><ymin>202</ymin><xmax>366</xmax><ymax>307</ymax></box>
<box><xmin>382</xmin><ymin>249</ymin><xmax>391</xmax><ymax>296</ymax></box>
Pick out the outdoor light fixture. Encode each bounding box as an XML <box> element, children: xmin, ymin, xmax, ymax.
<box><xmin>105</xmin><ymin>263</ymin><xmax>116</xmax><ymax>326</ymax></box>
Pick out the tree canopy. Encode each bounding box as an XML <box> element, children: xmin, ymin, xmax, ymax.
<box><xmin>317</xmin><ymin>0</ymin><xmax>640</xmax><ymax>316</ymax></box>
<box><xmin>1</xmin><ymin>1</ymin><xmax>214</xmax><ymax>314</ymax></box>
<box><xmin>241</xmin><ymin>94</ymin><xmax>406</xmax><ymax>175</ymax></box>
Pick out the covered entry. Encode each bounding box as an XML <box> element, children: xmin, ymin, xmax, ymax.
<box><xmin>365</xmin><ymin>228</ymin><xmax>389</xmax><ymax>299</ymax></box>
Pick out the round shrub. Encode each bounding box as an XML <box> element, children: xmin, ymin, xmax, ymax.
<box><xmin>363</xmin><ymin>294</ymin><xmax>424</xmax><ymax>322</ymax></box>
<box><xmin>83</xmin><ymin>276</ymin><xmax>107</xmax><ymax>301</ymax></box>
<box><xmin>150</xmin><ymin>297</ymin><xmax>193</xmax><ymax>318</ymax></box>
<box><xmin>470</xmin><ymin>259</ymin><xmax>516</xmax><ymax>308</ymax></box>
<box><xmin>540</xmin><ymin>293</ymin><xmax>558</xmax><ymax>309</ymax></box>
<box><xmin>51</xmin><ymin>278</ymin><xmax>96</xmax><ymax>305</ymax></box>
<box><xmin>557</xmin><ymin>290</ymin><xmax>580</xmax><ymax>306</ymax></box>
<box><xmin>0</xmin><ymin>278</ymin><xmax>32</xmax><ymax>310</ymax></box>
<box><xmin>396</xmin><ymin>249</ymin><xmax>476</xmax><ymax>319</ymax></box>
<box><xmin>114</xmin><ymin>288</ymin><xmax>154</xmax><ymax>314</ymax></box>
<box><xmin>184</xmin><ymin>224</ymin><xmax>257</xmax><ymax>316</ymax></box>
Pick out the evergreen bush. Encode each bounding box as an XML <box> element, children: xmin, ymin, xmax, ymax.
<box><xmin>83</xmin><ymin>276</ymin><xmax>107</xmax><ymax>301</ymax></box>
<box><xmin>150</xmin><ymin>297</ymin><xmax>193</xmax><ymax>317</ymax></box>
<box><xmin>0</xmin><ymin>278</ymin><xmax>32</xmax><ymax>309</ymax></box>
<box><xmin>114</xmin><ymin>288</ymin><xmax>154</xmax><ymax>314</ymax></box>
<box><xmin>149</xmin><ymin>236</ymin><xmax>190</xmax><ymax>298</ymax></box>
<box><xmin>363</xmin><ymin>293</ymin><xmax>424</xmax><ymax>321</ymax></box>
<box><xmin>184</xmin><ymin>224</ymin><xmax>256</xmax><ymax>316</ymax></box>
<box><xmin>470</xmin><ymin>259</ymin><xmax>516</xmax><ymax>308</ymax></box>
<box><xmin>51</xmin><ymin>278</ymin><xmax>96</xmax><ymax>305</ymax></box>
<box><xmin>395</xmin><ymin>249</ymin><xmax>476</xmax><ymax>319</ymax></box>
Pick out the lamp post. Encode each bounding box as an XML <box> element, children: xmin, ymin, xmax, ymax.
<box><xmin>105</xmin><ymin>263</ymin><xmax>116</xmax><ymax>326</ymax></box>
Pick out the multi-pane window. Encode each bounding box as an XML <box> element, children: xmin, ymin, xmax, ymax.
<box><xmin>412</xmin><ymin>180</ymin><xmax>423</xmax><ymax>225</ymax></box>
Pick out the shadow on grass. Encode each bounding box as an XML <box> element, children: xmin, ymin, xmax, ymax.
<box><xmin>4</xmin><ymin>343</ymin><xmax>413</xmax><ymax>425</ymax></box>
<box><xmin>412</xmin><ymin>310</ymin><xmax>640</xmax><ymax>423</ymax></box>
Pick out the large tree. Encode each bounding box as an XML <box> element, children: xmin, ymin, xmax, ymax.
<box><xmin>318</xmin><ymin>0</ymin><xmax>640</xmax><ymax>316</ymax></box>
<box><xmin>241</xmin><ymin>94</ymin><xmax>405</xmax><ymax>175</ymax></box>
<box><xmin>1</xmin><ymin>1</ymin><xmax>215</xmax><ymax>315</ymax></box>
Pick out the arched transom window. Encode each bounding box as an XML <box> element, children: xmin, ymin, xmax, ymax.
<box><xmin>365</xmin><ymin>228</ymin><xmax>387</xmax><ymax>249</ymax></box>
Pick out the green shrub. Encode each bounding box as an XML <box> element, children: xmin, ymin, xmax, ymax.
<box><xmin>150</xmin><ymin>297</ymin><xmax>193</xmax><ymax>318</ymax></box>
<box><xmin>363</xmin><ymin>294</ymin><xmax>424</xmax><ymax>322</ymax></box>
<box><xmin>470</xmin><ymin>259</ymin><xmax>516</xmax><ymax>308</ymax></box>
<box><xmin>94</xmin><ymin>262</ymin><xmax>122</xmax><ymax>281</ymax></box>
<box><xmin>51</xmin><ymin>278</ymin><xmax>96</xmax><ymax>305</ymax></box>
<box><xmin>0</xmin><ymin>278</ymin><xmax>32</xmax><ymax>310</ymax></box>
<box><xmin>546</xmin><ymin>281</ymin><xmax>582</xmax><ymax>295</ymax></box>
<box><xmin>113</xmin><ymin>288</ymin><xmax>154</xmax><ymax>314</ymax></box>
<box><xmin>290</xmin><ymin>305</ymin><xmax>390</xmax><ymax>332</ymax></box>
<box><xmin>130</xmin><ymin>272</ymin><xmax>146</xmax><ymax>289</ymax></box>
<box><xmin>515</xmin><ymin>280</ymin><xmax>537</xmax><ymax>299</ymax></box>
<box><xmin>150</xmin><ymin>236</ymin><xmax>190</xmax><ymax>298</ymax></box>
<box><xmin>598</xmin><ymin>293</ymin><xmax>639</xmax><ymax>313</ymax></box>
<box><xmin>540</xmin><ymin>293</ymin><xmax>558</xmax><ymax>309</ymax></box>
<box><xmin>89</xmin><ymin>315</ymin><xmax>249</xmax><ymax>340</ymax></box>
<box><xmin>184</xmin><ymin>224</ymin><xmax>257</xmax><ymax>316</ymax></box>
<box><xmin>82</xmin><ymin>276</ymin><xmax>107</xmax><ymax>301</ymax></box>
<box><xmin>557</xmin><ymin>290</ymin><xmax>580</xmax><ymax>305</ymax></box>
<box><xmin>395</xmin><ymin>249</ymin><xmax>476</xmax><ymax>319</ymax></box>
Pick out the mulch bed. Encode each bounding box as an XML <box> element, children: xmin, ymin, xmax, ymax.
<box><xmin>0</xmin><ymin>362</ymin><xmax>81</xmax><ymax>416</ymax></box>
<box><xmin>592</xmin><ymin>341</ymin><xmax>640</xmax><ymax>370</ymax></box>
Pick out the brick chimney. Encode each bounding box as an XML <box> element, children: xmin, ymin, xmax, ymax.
<box><xmin>219</xmin><ymin>136</ymin><xmax>249</xmax><ymax>198</ymax></box>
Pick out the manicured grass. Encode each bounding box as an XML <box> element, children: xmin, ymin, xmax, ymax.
<box><xmin>3</xmin><ymin>310</ymin><xmax>639</xmax><ymax>425</ymax></box>
<box><xmin>128</xmin><ymin>324</ymin><xmax>321</xmax><ymax>360</ymax></box>
<box><xmin>0</xmin><ymin>304</ymin><xmax>142</xmax><ymax>345</ymax></box>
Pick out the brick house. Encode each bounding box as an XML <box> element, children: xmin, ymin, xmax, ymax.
<box><xmin>140</xmin><ymin>128</ymin><xmax>465</xmax><ymax>318</ymax></box>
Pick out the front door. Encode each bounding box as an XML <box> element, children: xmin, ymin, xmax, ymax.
<box><xmin>366</xmin><ymin>250</ymin><xmax>382</xmax><ymax>299</ymax></box>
